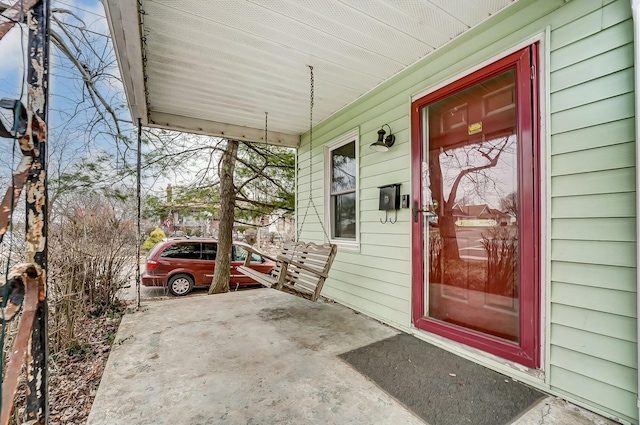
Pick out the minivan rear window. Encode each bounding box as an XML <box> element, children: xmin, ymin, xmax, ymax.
<box><xmin>160</xmin><ymin>242</ymin><xmax>201</xmax><ymax>259</ymax></box>
<box><xmin>146</xmin><ymin>242</ymin><xmax>164</xmax><ymax>259</ymax></box>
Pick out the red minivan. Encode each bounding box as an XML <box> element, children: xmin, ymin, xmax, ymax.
<box><xmin>142</xmin><ymin>238</ymin><xmax>275</xmax><ymax>296</ymax></box>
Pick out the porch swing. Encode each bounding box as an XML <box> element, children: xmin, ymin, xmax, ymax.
<box><xmin>237</xmin><ymin>66</ymin><xmax>337</xmax><ymax>302</ymax></box>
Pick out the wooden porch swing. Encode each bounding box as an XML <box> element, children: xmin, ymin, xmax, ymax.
<box><xmin>238</xmin><ymin>66</ymin><xmax>337</xmax><ymax>302</ymax></box>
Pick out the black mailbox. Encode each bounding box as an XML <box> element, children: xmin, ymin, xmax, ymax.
<box><xmin>378</xmin><ymin>184</ymin><xmax>401</xmax><ymax>211</ymax></box>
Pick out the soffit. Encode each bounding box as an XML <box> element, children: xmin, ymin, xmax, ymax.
<box><xmin>105</xmin><ymin>0</ymin><xmax>518</xmax><ymax>147</ymax></box>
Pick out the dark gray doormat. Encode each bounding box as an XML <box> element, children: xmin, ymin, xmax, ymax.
<box><xmin>339</xmin><ymin>333</ymin><xmax>544</xmax><ymax>425</ymax></box>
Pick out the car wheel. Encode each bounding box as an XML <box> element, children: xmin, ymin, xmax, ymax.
<box><xmin>168</xmin><ymin>274</ymin><xmax>194</xmax><ymax>296</ymax></box>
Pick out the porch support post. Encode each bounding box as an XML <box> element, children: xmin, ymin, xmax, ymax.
<box><xmin>631</xmin><ymin>0</ymin><xmax>640</xmax><ymax>420</ymax></box>
<box><xmin>24</xmin><ymin>0</ymin><xmax>50</xmax><ymax>422</ymax></box>
<box><xmin>136</xmin><ymin>118</ymin><xmax>142</xmax><ymax>309</ymax></box>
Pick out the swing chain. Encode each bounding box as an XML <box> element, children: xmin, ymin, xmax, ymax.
<box><xmin>308</xmin><ymin>65</ymin><xmax>314</xmax><ymax>197</ymax></box>
<box><xmin>264</xmin><ymin>111</ymin><xmax>268</xmax><ymax>144</ymax></box>
<box><xmin>297</xmin><ymin>65</ymin><xmax>330</xmax><ymax>242</ymax></box>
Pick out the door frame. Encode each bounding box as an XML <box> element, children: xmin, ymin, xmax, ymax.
<box><xmin>410</xmin><ymin>45</ymin><xmax>541</xmax><ymax>368</ymax></box>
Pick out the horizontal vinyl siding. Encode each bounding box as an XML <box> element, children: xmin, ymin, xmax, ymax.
<box><xmin>297</xmin><ymin>0</ymin><xmax>637</xmax><ymax>421</ymax></box>
<box><xmin>552</xmin><ymin>261</ymin><xmax>636</xmax><ymax>292</ymax></box>
<box><xmin>548</xmin><ymin>0</ymin><xmax>637</xmax><ymax>422</ymax></box>
<box><xmin>321</xmin><ymin>118</ymin><xmax>413</xmax><ymax>318</ymax></box>
<box><xmin>551</xmin><ymin>218</ymin><xmax>636</xmax><ymax>241</ymax></box>
<box><xmin>550</xmin><ymin>365</ymin><xmax>638</xmax><ymax>419</ymax></box>
<box><xmin>551</xmin><ymin>142</ymin><xmax>635</xmax><ymax>175</ymax></box>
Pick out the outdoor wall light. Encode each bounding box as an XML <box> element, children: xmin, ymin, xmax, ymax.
<box><xmin>369</xmin><ymin>124</ymin><xmax>395</xmax><ymax>152</ymax></box>
<box><xmin>0</xmin><ymin>99</ymin><xmax>27</xmax><ymax>139</ymax></box>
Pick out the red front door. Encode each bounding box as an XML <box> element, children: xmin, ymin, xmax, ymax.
<box><xmin>411</xmin><ymin>46</ymin><xmax>540</xmax><ymax>367</ymax></box>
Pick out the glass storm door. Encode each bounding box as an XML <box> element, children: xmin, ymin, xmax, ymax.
<box><xmin>410</xmin><ymin>46</ymin><xmax>539</xmax><ymax>367</ymax></box>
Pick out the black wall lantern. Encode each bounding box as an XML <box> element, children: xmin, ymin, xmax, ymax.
<box><xmin>369</xmin><ymin>124</ymin><xmax>395</xmax><ymax>152</ymax></box>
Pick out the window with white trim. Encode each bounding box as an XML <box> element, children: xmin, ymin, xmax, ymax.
<box><xmin>325</xmin><ymin>129</ymin><xmax>359</xmax><ymax>248</ymax></box>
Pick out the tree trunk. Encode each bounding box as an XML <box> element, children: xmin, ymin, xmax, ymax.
<box><xmin>439</xmin><ymin>214</ymin><xmax>459</xmax><ymax>260</ymax></box>
<box><xmin>209</xmin><ymin>139</ymin><xmax>239</xmax><ymax>294</ymax></box>
<box><xmin>429</xmin><ymin>151</ymin><xmax>460</xmax><ymax>261</ymax></box>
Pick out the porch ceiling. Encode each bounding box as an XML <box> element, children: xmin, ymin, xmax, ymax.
<box><xmin>104</xmin><ymin>0</ymin><xmax>518</xmax><ymax>147</ymax></box>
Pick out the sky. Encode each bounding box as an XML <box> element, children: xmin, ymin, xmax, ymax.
<box><xmin>1</xmin><ymin>0</ymin><xmax>113</xmax><ymax>97</ymax></box>
<box><xmin>439</xmin><ymin>135</ymin><xmax>517</xmax><ymax>211</ymax></box>
<box><xmin>0</xmin><ymin>0</ymin><xmax>234</xmax><ymax>202</ymax></box>
<box><xmin>0</xmin><ymin>0</ymin><xmax>153</xmax><ymax>192</ymax></box>
<box><xmin>0</xmin><ymin>25</ymin><xmax>24</xmax><ymax>100</ymax></box>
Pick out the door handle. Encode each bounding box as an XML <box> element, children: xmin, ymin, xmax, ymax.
<box><xmin>413</xmin><ymin>201</ymin><xmax>438</xmax><ymax>223</ymax></box>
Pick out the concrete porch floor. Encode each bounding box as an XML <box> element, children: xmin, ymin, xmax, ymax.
<box><xmin>87</xmin><ymin>288</ymin><xmax>618</xmax><ymax>425</ymax></box>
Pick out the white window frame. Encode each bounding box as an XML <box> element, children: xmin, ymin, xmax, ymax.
<box><xmin>324</xmin><ymin>128</ymin><xmax>359</xmax><ymax>250</ymax></box>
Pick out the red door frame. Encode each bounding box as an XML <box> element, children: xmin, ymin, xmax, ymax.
<box><xmin>410</xmin><ymin>45</ymin><xmax>540</xmax><ymax>368</ymax></box>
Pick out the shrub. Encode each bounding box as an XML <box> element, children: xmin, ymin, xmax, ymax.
<box><xmin>143</xmin><ymin>227</ymin><xmax>166</xmax><ymax>251</ymax></box>
<box><xmin>48</xmin><ymin>199</ymin><xmax>136</xmax><ymax>353</ymax></box>
<box><xmin>481</xmin><ymin>226</ymin><xmax>518</xmax><ymax>296</ymax></box>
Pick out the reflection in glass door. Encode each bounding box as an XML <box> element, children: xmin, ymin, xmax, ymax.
<box><xmin>427</xmin><ymin>69</ymin><xmax>519</xmax><ymax>342</ymax></box>
<box><xmin>411</xmin><ymin>46</ymin><xmax>539</xmax><ymax>367</ymax></box>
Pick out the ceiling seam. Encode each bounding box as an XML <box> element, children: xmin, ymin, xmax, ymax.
<box><xmin>146</xmin><ymin>0</ymin><xmax>409</xmax><ymax>69</ymax></box>
<box><xmin>334</xmin><ymin>0</ymin><xmax>442</xmax><ymax>49</ymax></box>
<box><xmin>369</xmin><ymin>0</ymin><xmax>467</xmax><ymax>43</ymax></box>
<box><xmin>246</xmin><ymin>0</ymin><xmax>435</xmax><ymax>59</ymax></box>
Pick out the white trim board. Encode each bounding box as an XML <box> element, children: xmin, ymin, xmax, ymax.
<box><xmin>149</xmin><ymin>112</ymin><xmax>299</xmax><ymax>147</ymax></box>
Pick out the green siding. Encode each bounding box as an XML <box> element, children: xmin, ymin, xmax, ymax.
<box><xmin>550</xmin><ymin>68</ymin><xmax>634</xmax><ymax>113</ymax></box>
<box><xmin>552</xmin><ymin>192</ymin><xmax>636</xmax><ymax>218</ymax></box>
<box><xmin>551</xmin><ymin>218</ymin><xmax>636</xmax><ymax>241</ymax></box>
<box><xmin>552</xmin><ymin>347</ymin><xmax>637</xmax><ymax>394</ymax></box>
<box><xmin>547</xmin><ymin>2</ymin><xmax>637</xmax><ymax>420</ymax></box>
<box><xmin>551</xmin><ymin>323</ymin><xmax>636</xmax><ymax>369</ymax></box>
<box><xmin>551</xmin><ymin>142</ymin><xmax>635</xmax><ymax>175</ymax></box>
<box><xmin>551</xmin><ymin>43</ymin><xmax>634</xmax><ymax>92</ymax></box>
<box><xmin>296</xmin><ymin>0</ymin><xmax>638</xmax><ymax>421</ymax></box>
<box><xmin>550</xmin><ymin>92</ymin><xmax>635</xmax><ymax>134</ymax></box>
<box><xmin>552</xmin><ymin>261</ymin><xmax>636</xmax><ymax>292</ymax></box>
<box><xmin>550</xmin><ymin>19</ymin><xmax>633</xmax><ymax>71</ymax></box>
<box><xmin>551</xmin><ymin>167</ymin><xmax>636</xmax><ymax>196</ymax></box>
<box><xmin>551</xmin><ymin>365</ymin><xmax>638</xmax><ymax>419</ymax></box>
<box><xmin>552</xmin><ymin>282</ymin><xmax>637</xmax><ymax>318</ymax></box>
<box><xmin>551</xmin><ymin>117</ymin><xmax>635</xmax><ymax>154</ymax></box>
<box><xmin>552</xmin><ymin>304</ymin><xmax>637</xmax><ymax>343</ymax></box>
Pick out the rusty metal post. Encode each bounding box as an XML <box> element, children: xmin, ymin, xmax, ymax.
<box><xmin>24</xmin><ymin>0</ymin><xmax>50</xmax><ymax>423</ymax></box>
<box><xmin>0</xmin><ymin>264</ymin><xmax>44</xmax><ymax>425</ymax></box>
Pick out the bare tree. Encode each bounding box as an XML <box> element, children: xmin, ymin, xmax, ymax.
<box><xmin>0</xmin><ymin>0</ymin><xmax>137</xmax><ymax>344</ymax></box>
<box><xmin>143</xmin><ymin>133</ymin><xmax>295</xmax><ymax>224</ymax></box>
<box><xmin>431</xmin><ymin>136</ymin><xmax>512</xmax><ymax>260</ymax></box>
<box><xmin>209</xmin><ymin>139</ymin><xmax>238</xmax><ymax>294</ymax></box>
<box><xmin>500</xmin><ymin>191</ymin><xmax>518</xmax><ymax>217</ymax></box>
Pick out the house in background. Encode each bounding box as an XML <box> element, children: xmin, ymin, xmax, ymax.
<box><xmin>160</xmin><ymin>185</ymin><xmax>295</xmax><ymax>242</ymax></box>
<box><xmin>452</xmin><ymin>204</ymin><xmax>513</xmax><ymax>227</ymax></box>
<box><xmin>158</xmin><ymin>185</ymin><xmax>216</xmax><ymax>236</ymax></box>
<box><xmin>105</xmin><ymin>0</ymin><xmax>640</xmax><ymax>423</ymax></box>
<box><xmin>249</xmin><ymin>212</ymin><xmax>295</xmax><ymax>248</ymax></box>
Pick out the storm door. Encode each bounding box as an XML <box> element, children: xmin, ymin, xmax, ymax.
<box><xmin>410</xmin><ymin>46</ymin><xmax>539</xmax><ymax>367</ymax></box>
